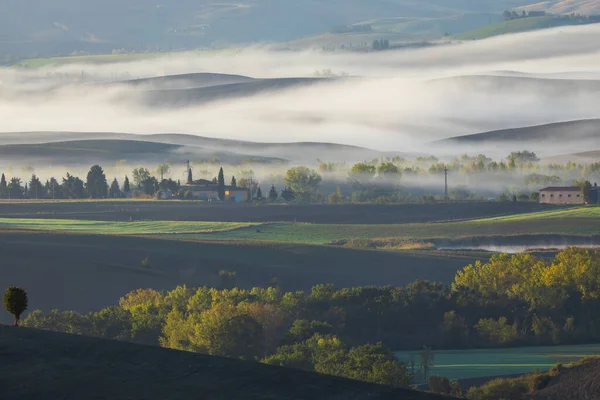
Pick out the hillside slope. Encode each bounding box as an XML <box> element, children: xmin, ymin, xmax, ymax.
<box><xmin>0</xmin><ymin>325</ymin><xmax>449</xmax><ymax>400</ymax></box>
<box><xmin>517</xmin><ymin>0</ymin><xmax>600</xmax><ymax>16</ymax></box>
<box><xmin>452</xmin><ymin>16</ymin><xmax>595</xmax><ymax>39</ymax></box>
<box><xmin>435</xmin><ymin>119</ymin><xmax>600</xmax><ymax>144</ymax></box>
<box><xmin>1</xmin><ymin>0</ymin><xmax>526</xmax><ymax>60</ymax></box>
<box><xmin>530</xmin><ymin>358</ymin><xmax>600</xmax><ymax>399</ymax></box>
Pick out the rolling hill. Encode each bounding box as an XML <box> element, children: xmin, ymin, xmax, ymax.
<box><xmin>517</xmin><ymin>0</ymin><xmax>600</xmax><ymax>16</ymax></box>
<box><xmin>435</xmin><ymin>119</ymin><xmax>600</xmax><ymax>145</ymax></box>
<box><xmin>0</xmin><ymin>324</ymin><xmax>449</xmax><ymax>400</ymax></box>
<box><xmin>137</xmin><ymin>77</ymin><xmax>343</xmax><ymax>108</ymax></box>
<box><xmin>105</xmin><ymin>72</ymin><xmax>256</xmax><ymax>91</ymax></box>
<box><xmin>452</xmin><ymin>15</ymin><xmax>596</xmax><ymax>39</ymax></box>
<box><xmin>0</xmin><ymin>0</ymin><xmax>530</xmax><ymax>61</ymax></box>
<box><xmin>0</xmin><ymin>131</ymin><xmax>392</xmax><ymax>165</ymax></box>
<box><xmin>0</xmin><ymin>139</ymin><xmax>286</xmax><ymax>166</ymax></box>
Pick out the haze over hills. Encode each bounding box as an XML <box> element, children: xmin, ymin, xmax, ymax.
<box><xmin>0</xmin><ymin>0</ymin><xmax>530</xmax><ymax>59</ymax></box>
<box><xmin>434</xmin><ymin>119</ymin><xmax>600</xmax><ymax>146</ymax></box>
<box><xmin>0</xmin><ymin>132</ymin><xmax>393</xmax><ymax>166</ymax></box>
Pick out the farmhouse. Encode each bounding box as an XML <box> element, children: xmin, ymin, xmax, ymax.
<box><xmin>184</xmin><ymin>179</ymin><xmax>249</xmax><ymax>201</ymax></box>
<box><xmin>538</xmin><ymin>186</ymin><xmax>583</xmax><ymax>205</ymax></box>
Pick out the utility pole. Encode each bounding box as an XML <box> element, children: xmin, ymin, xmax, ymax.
<box><xmin>444</xmin><ymin>166</ymin><xmax>448</xmax><ymax>199</ymax></box>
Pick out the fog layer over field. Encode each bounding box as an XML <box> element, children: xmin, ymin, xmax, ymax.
<box><xmin>2</xmin><ymin>24</ymin><xmax>600</xmax><ymax>158</ymax></box>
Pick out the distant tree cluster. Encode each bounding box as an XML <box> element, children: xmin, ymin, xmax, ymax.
<box><xmin>372</xmin><ymin>39</ymin><xmax>390</xmax><ymax>51</ymax></box>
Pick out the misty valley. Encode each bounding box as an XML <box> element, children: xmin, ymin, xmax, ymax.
<box><xmin>2</xmin><ymin>3</ymin><xmax>600</xmax><ymax>400</ymax></box>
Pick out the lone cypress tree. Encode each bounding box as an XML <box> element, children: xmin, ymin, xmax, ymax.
<box><xmin>218</xmin><ymin>167</ymin><xmax>225</xmax><ymax>200</ymax></box>
<box><xmin>3</xmin><ymin>287</ymin><xmax>28</xmax><ymax>326</ymax></box>
<box><xmin>0</xmin><ymin>173</ymin><xmax>7</xmax><ymax>199</ymax></box>
<box><xmin>123</xmin><ymin>176</ymin><xmax>131</xmax><ymax>193</ymax></box>
<box><xmin>187</xmin><ymin>167</ymin><xmax>193</xmax><ymax>185</ymax></box>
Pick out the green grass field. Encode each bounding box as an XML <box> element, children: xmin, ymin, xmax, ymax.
<box><xmin>396</xmin><ymin>343</ymin><xmax>600</xmax><ymax>382</ymax></box>
<box><xmin>453</xmin><ymin>16</ymin><xmax>588</xmax><ymax>40</ymax></box>
<box><xmin>13</xmin><ymin>48</ymin><xmax>235</xmax><ymax>68</ymax></box>
<box><xmin>0</xmin><ymin>219</ymin><xmax>258</xmax><ymax>234</ymax></box>
<box><xmin>0</xmin><ymin>206</ymin><xmax>596</xmax><ymax>244</ymax></box>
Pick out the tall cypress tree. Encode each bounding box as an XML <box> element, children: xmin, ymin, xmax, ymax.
<box><xmin>123</xmin><ymin>176</ymin><xmax>131</xmax><ymax>193</ymax></box>
<box><xmin>0</xmin><ymin>173</ymin><xmax>7</xmax><ymax>199</ymax></box>
<box><xmin>187</xmin><ymin>168</ymin><xmax>193</xmax><ymax>185</ymax></box>
<box><xmin>218</xmin><ymin>167</ymin><xmax>225</xmax><ymax>200</ymax></box>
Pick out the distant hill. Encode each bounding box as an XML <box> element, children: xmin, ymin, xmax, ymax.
<box><xmin>542</xmin><ymin>149</ymin><xmax>600</xmax><ymax>164</ymax></box>
<box><xmin>105</xmin><ymin>72</ymin><xmax>255</xmax><ymax>91</ymax></box>
<box><xmin>0</xmin><ymin>0</ymin><xmax>529</xmax><ymax>61</ymax></box>
<box><xmin>0</xmin><ymin>139</ymin><xmax>285</xmax><ymax>166</ymax></box>
<box><xmin>435</xmin><ymin>119</ymin><xmax>600</xmax><ymax>144</ymax></box>
<box><xmin>0</xmin><ymin>133</ymin><xmax>392</xmax><ymax>165</ymax></box>
<box><xmin>137</xmin><ymin>77</ymin><xmax>342</xmax><ymax>108</ymax></box>
<box><xmin>453</xmin><ymin>16</ymin><xmax>600</xmax><ymax>39</ymax></box>
<box><xmin>0</xmin><ymin>324</ymin><xmax>450</xmax><ymax>400</ymax></box>
<box><xmin>517</xmin><ymin>0</ymin><xmax>600</xmax><ymax>16</ymax></box>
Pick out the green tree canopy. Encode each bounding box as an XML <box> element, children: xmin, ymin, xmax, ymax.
<box><xmin>109</xmin><ymin>178</ymin><xmax>122</xmax><ymax>198</ymax></box>
<box><xmin>86</xmin><ymin>165</ymin><xmax>108</xmax><ymax>198</ymax></box>
<box><xmin>132</xmin><ymin>168</ymin><xmax>151</xmax><ymax>188</ymax></box>
<box><xmin>284</xmin><ymin>166</ymin><xmax>322</xmax><ymax>201</ymax></box>
<box><xmin>3</xmin><ymin>287</ymin><xmax>28</xmax><ymax>326</ymax></box>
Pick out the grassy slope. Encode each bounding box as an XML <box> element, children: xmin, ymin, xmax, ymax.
<box><xmin>0</xmin><ymin>201</ymin><xmax>552</xmax><ymax>224</ymax></box>
<box><xmin>0</xmin><ymin>206</ymin><xmax>591</xmax><ymax>244</ymax></box>
<box><xmin>13</xmin><ymin>49</ymin><xmax>232</xmax><ymax>68</ymax></box>
<box><xmin>396</xmin><ymin>343</ymin><xmax>600</xmax><ymax>381</ymax></box>
<box><xmin>0</xmin><ymin>231</ymin><xmax>478</xmax><ymax>322</ymax></box>
<box><xmin>0</xmin><ymin>325</ymin><xmax>445</xmax><ymax>400</ymax></box>
<box><xmin>453</xmin><ymin>16</ymin><xmax>581</xmax><ymax>40</ymax></box>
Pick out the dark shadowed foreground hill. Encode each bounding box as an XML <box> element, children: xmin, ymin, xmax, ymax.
<box><xmin>529</xmin><ymin>358</ymin><xmax>600</xmax><ymax>400</ymax></box>
<box><xmin>0</xmin><ymin>325</ymin><xmax>450</xmax><ymax>400</ymax></box>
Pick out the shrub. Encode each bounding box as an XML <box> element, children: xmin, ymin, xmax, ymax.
<box><xmin>428</xmin><ymin>375</ymin><xmax>451</xmax><ymax>394</ymax></box>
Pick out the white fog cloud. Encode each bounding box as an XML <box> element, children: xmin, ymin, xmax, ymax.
<box><xmin>1</xmin><ymin>23</ymin><xmax>600</xmax><ymax>157</ymax></box>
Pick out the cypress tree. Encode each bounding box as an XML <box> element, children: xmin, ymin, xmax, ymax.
<box><xmin>0</xmin><ymin>173</ymin><xmax>7</xmax><ymax>198</ymax></box>
<box><xmin>256</xmin><ymin>186</ymin><xmax>263</xmax><ymax>200</ymax></box>
<box><xmin>218</xmin><ymin>167</ymin><xmax>225</xmax><ymax>200</ymax></box>
<box><xmin>187</xmin><ymin>168</ymin><xmax>193</xmax><ymax>185</ymax></box>
<box><xmin>231</xmin><ymin>176</ymin><xmax>237</xmax><ymax>187</ymax></box>
<box><xmin>269</xmin><ymin>185</ymin><xmax>278</xmax><ymax>201</ymax></box>
<box><xmin>123</xmin><ymin>176</ymin><xmax>131</xmax><ymax>193</ymax></box>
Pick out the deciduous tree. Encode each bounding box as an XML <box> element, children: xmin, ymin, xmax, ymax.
<box><xmin>3</xmin><ymin>287</ymin><xmax>28</xmax><ymax>326</ymax></box>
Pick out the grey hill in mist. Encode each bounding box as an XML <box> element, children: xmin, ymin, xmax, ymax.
<box><xmin>0</xmin><ymin>133</ymin><xmax>392</xmax><ymax>166</ymax></box>
<box><xmin>436</xmin><ymin>119</ymin><xmax>600</xmax><ymax>144</ymax></box>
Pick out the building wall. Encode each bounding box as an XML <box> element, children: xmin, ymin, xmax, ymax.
<box><xmin>539</xmin><ymin>190</ymin><xmax>583</xmax><ymax>204</ymax></box>
<box><xmin>187</xmin><ymin>188</ymin><xmax>249</xmax><ymax>201</ymax></box>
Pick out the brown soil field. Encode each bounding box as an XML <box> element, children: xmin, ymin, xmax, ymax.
<box><xmin>0</xmin><ymin>231</ymin><xmax>480</xmax><ymax>324</ymax></box>
<box><xmin>0</xmin><ymin>325</ymin><xmax>450</xmax><ymax>400</ymax></box>
<box><xmin>0</xmin><ymin>201</ymin><xmax>555</xmax><ymax>223</ymax></box>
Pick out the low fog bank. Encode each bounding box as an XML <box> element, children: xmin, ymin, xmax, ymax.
<box><xmin>1</xmin><ymin>24</ymin><xmax>600</xmax><ymax>156</ymax></box>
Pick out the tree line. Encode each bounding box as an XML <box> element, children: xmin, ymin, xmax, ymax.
<box><xmin>15</xmin><ymin>248</ymin><xmax>600</xmax><ymax>392</ymax></box>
